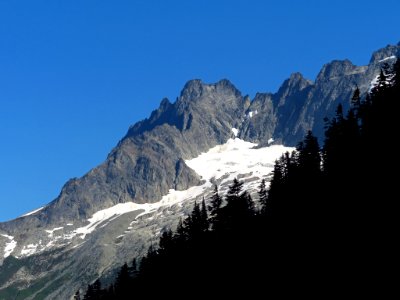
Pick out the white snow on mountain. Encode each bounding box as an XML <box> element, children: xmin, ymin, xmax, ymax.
<box><xmin>1</xmin><ymin>234</ymin><xmax>17</xmax><ymax>258</ymax></box>
<box><xmin>378</xmin><ymin>55</ymin><xmax>396</xmax><ymax>63</ymax></box>
<box><xmin>20</xmin><ymin>243</ymin><xmax>40</xmax><ymax>256</ymax></box>
<box><xmin>186</xmin><ymin>138</ymin><xmax>292</xmax><ymax>192</ymax></box>
<box><xmin>21</xmin><ymin>206</ymin><xmax>44</xmax><ymax>217</ymax></box>
<box><xmin>231</xmin><ymin>128</ymin><xmax>239</xmax><ymax>137</ymax></box>
<box><xmin>45</xmin><ymin>227</ymin><xmax>64</xmax><ymax>238</ymax></box>
<box><xmin>369</xmin><ymin>73</ymin><xmax>394</xmax><ymax>92</ymax></box>
<box><xmin>247</xmin><ymin>110</ymin><xmax>258</xmax><ymax>118</ymax></box>
<box><xmin>3</xmin><ymin>138</ymin><xmax>292</xmax><ymax>258</ymax></box>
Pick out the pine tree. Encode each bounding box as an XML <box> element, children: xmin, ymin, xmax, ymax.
<box><xmin>208</xmin><ymin>185</ymin><xmax>222</xmax><ymax>218</ymax></box>
<box><xmin>131</xmin><ymin>258</ymin><xmax>137</xmax><ymax>272</ymax></box>
<box><xmin>371</xmin><ymin>69</ymin><xmax>388</xmax><ymax>96</ymax></box>
<box><xmin>174</xmin><ymin>218</ymin><xmax>187</xmax><ymax>242</ymax></box>
<box><xmin>200</xmin><ymin>198</ymin><xmax>209</xmax><ymax>232</ymax></box>
<box><xmin>184</xmin><ymin>202</ymin><xmax>201</xmax><ymax>238</ymax></box>
<box><xmin>191</xmin><ymin>201</ymin><xmax>201</xmax><ymax>225</ymax></box>
<box><xmin>159</xmin><ymin>228</ymin><xmax>173</xmax><ymax>252</ymax></box>
<box><xmin>258</xmin><ymin>179</ymin><xmax>268</xmax><ymax>213</ymax></box>
<box><xmin>220</xmin><ymin>178</ymin><xmax>254</xmax><ymax>232</ymax></box>
<box><xmin>351</xmin><ymin>85</ymin><xmax>361</xmax><ymax>105</ymax></box>
<box><xmin>265</xmin><ymin>153</ymin><xmax>294</xmax><ymax>220</ymax></box>
<box><xmin>244</xmin><ymin>191</ymin><xmax>255</xmax><ymax>215</ymax></box>
<box><xmin>226</xmin><ymin>178</ymin><xmax>244</xmax><ymax>198</ymax></box>
<box><xmin>335</xmin><ymin>103</ymin><xmax>344</xmax><ymax>122</ymax></box>
<box><xmin>351</xmin><ymin>85</ymin><xmax>361</xmax><ymax>115</ymax></box>
<box><xmin>115</xmin><ymin>263</ymin><xmax>130</xmax><ymax>298</ymax></box>
<box><xmin>297</xmin><ymin>131</ymin><xmax>321</xmax><ymax>177</ymax></box>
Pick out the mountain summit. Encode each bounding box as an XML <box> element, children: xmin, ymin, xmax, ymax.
<box><xmin>0</xmin><ymin>42</ymin><xmax>399</xmax><ymax>299</ymax></box>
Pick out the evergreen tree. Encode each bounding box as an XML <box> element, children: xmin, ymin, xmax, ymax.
<box><xmin>221</xmin><ymin>178</ymin><xmax>254</xmax><ymax>232</ymax></box>
<box><xmin>174</xmin><ymin>218</ymin><xmax>187</xmax><ymax>242</ymax></box>
<box><xmin>351</xmin><ymin>85</ymin><xmax>361</xmax><ymax>115</ymax></box>
<box><xmin>297</xmin><ymin>131</ymin><xmax>321</xmax><ymax>176</ymax></box>
<box><xmin>200</xmin><ymin>198</ymin><xmax>209</xmax><ymax>232</ymax></box>
<box><xmin>336</xmin><ymin>103</ymin><xmax>344</xmax><ymax>121</ymax></box>
<box><xmin>208</xmin><ymin>185</ymin><xmax>222</xmax><ymax>218</ymax></box>
<box><xmin>131</xmin><ymin>258</ymin><xmax>137</xmax><ymax>272</ymax></box>
<box><xmin>184</xmin><ymin>201</ymin><xmax>202</xmax><ymax>238</ymax></box>
<box><xmin>377</xmin><ymin>69</ymin><xmax>388</xmax><ymax>90</ymax></box>
<box><xmin>258</xmin><ymin>179</ymin><xmax>268</xmax><ymax>213</ymax></box>
<box><xmin>351</xmin><ymin>85</ymin><xmax>361</xmax><ymax>105</ymax></box>
<box><xmin>114</xmin><ymin>263</ymin><xmax>130</xmax><ymax>298</ymax></box>
<box><xmin>226</xmin><ymin>178</ymin><xmax>243</xmax><ymax>199</ymax></box>
<box><xmin>159</xmin><ymin>228</ymin><xmax>173</xmax><ymax>252</ymax></box>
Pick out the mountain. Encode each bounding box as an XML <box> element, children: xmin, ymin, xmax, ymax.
<box><xmin>0</xmin><ymin>42</ymin><xmax>399</xmax><ymax>299</ymax></box>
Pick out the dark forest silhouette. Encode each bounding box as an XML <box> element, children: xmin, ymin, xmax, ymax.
<box><xmin>76</xmin><ymin>57</ymin><xmax>399</xmax><ymax>299</ymax></box>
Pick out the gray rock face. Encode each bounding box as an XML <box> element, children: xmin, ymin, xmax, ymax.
<box><xmin>0</xmin><ymin>42</ymin><xmax>399</xmax><ymax>299</ymax></box>
<box><xmin>238</xmin><ymin>92</ymin><xmax>276</xmax><ymax>144</ymax></box>
<box><xmin>0</xmin><ymin>79</ymin><xmax>247</xmax><ymax>233</ymax></box>
<box><xmin>239</xmin><ymin>43</ymin><xmax>400</xmax><ymax>146</ymax></box>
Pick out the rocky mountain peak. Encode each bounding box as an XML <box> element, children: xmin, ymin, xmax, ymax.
<box><xmin>369</xmin><ymin>43</ymin><xmax>400</xmax><ymax>64</ymax></box>
<box><xmin>179</xmin><ymin>78</ymin><xmax>241</xmax><ymax>103</ymax></box>
<box><xmin>316</xmin><ymin>59</ymin><xmax>357</xmax><ymax>82</ymax></box>
<box><xmin>288</xmin><ymin>72</ymin><xmax>312</xmax><ymax>89</ymax></box>
<box><xmin>159</xmin><ymin>97</ymin><xmax>172</xmax><ymax>110</ymax></box>
<box><xmin>215</xmin><ymin>78</ymin><xmax>241</xmax><ymax>95</ymax></box>
<box><xmin>274</xmin><ymin>72</ymin><xmax>312</xmax><ymax>106</ymax></box>
<box><xmin>180</xmin><ymin>79</ymin><xmax>204</xmax><ymax>101</ymax></box>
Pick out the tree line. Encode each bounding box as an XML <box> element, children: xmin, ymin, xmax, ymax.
<box><xmin>76</xmin><ymin>58</ymin><xmax>399</xmax><ymax>299</ymax></box>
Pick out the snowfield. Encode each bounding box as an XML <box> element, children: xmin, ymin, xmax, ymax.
<box><xmin>2</xmin><ymin>138</ymin><xmax>293</xmax><ymax>258</ymax></box>
<box><xmin>1</xmin><ymin>234</ymin><xmax>17</xmax><ymax>258</ymax></box>
<box><xmin>186</xmin><ymin>138</ymin><xmax>291</xmax><ymax>188</ymax></box>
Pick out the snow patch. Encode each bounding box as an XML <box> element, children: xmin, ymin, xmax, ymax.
<box><xmin>21</xmin><ymin>206</ymin><xmax>44</xmax><ymax>217</ymax></box>
<box><xmin>1</xmin><ymin>234</ymin><xmax>17</xmax><ymax>258</ymax></box>
<box><xmin>231</xmin><ymin>128</ymin><xmax>239</xmax><ymax>137</ymax></box>
<box><xmin>73</xmin><ymin>203</ymin><xmax>144</xmax><ymax>239</ymax></box>
<box><xmin>72</xmin><ymin>183</ymin><xmax>210</xmax><ymax>240</ymax></box>
<box><xmin>369</xmin><ymin>75</ymin><xmax>379</xmax><ymax>91</ymax></box>
<box><xmin>378</xmin><ymin>55</ymin><xmax>396</xmax><ymax>63</ymax></box>
<box><xmin>72</xmin><ymin>241</ymin><xmax>86</xmax><ymax>249</ymax></box>
<box><xmin>185</xmin><ymin>138</ymin><xmax>293</xmax><ymax>191</ymax></box>
<box><xmin>268</xmin><ymin>138</ymin><xmax>274</xmax><ymax>145</ymax></box>
<box><xmin>369</xmin><ymin>72</ymin><xmax>394</xmax><ymax>92</ymax></box>
<box><xmin>20</xmin><ymin>243</ymin><xmax>39</xmax><ymax>256</ymax></box>
<box><xmin>45</xmin><ymin>227</ymin><xmax>64</xmax><ymax>238</ymax></box>
<box><xmin>247</xmin><ymin>110</ymin><xmax>258</xmax><ymax>118</ymax></box>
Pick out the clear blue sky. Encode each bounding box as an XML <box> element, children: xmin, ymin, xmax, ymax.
<box><xmin>0</xmin><ymin>0</ymin><xmax>398</xmax><ymax>221</ymax></box>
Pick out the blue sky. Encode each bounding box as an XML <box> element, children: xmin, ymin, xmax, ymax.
<box><xmin>0</xmin><ymin>0</ymin><xmax>399</xmax><ymax>221</ymax></box>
